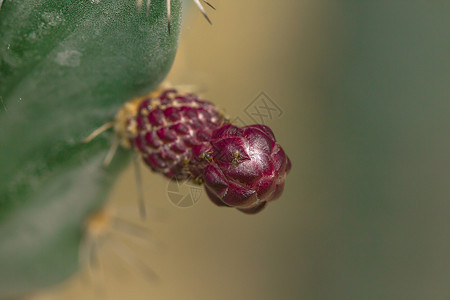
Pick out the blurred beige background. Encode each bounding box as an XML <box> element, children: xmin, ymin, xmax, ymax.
<box><xmin>32</xmin><ymin>1</ymin><xmax>450</xmax><ymax>300</ymax></box>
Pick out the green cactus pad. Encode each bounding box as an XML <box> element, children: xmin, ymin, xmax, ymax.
<box><xmin>0</xmin><ymin>0</ymin><xmax>181</xmax><ymax>298</ymax></box>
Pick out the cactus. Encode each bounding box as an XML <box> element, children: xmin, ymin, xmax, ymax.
<box><xmin>0</xmin><ymin>0</ymin><xmax>181</xmax><ymax>298</ymax></box>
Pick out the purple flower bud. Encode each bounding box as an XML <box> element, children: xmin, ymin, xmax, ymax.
<box><xmin>125</xmin><ymin>90</ymin><xmax>291</xmax><ymax>214</ymax></box>
<box><xmin>201</xmin><ymin>124</ymin><xmax>291</xmax><ymax>214</ymax></box>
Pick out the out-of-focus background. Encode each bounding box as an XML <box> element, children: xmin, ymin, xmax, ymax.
<box><xmin>32</xmin><ymin>1</ymin><xmax>449</xmax><ymax>299</ymax></box>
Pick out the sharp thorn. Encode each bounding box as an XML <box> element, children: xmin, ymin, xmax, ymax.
<box><xmin>110</xmin><ymin>240</ymin><xmax>159</xmax><ymax>281</ymax></box>
<box><xmin>136</xmin><ymin>0</ymin><xmax>143</xmax><ymax>12</ymax></box>
<box><xmin>167</xmin><ymin>0</ymin><xmax>172</xmax><ymax>34</ymax></box>
<box><xmin>89</xmin><ymin>241</ymin><xmax>99</xmax><ymax>269</ymax></box>
<box><xmin>202</xmin><ymin>0</ymin><xmax>216</xmax><ymax>10</ymax></box>
<box><xmin>146</xmin><ymin>0</ymin><xmax>151</xmax><ymax>17</ymax></box>
<box><xmin>103</xmin><ymin>137</ymin><xmax>119</xmax><ymax>168</ymax></box>
<box><xmin>202</xmin><ymin>11</ymin><xmax>212</xmax><ymax>25</ymax></box>
<box><xmin>83</xmin><ymin>121</ymin><xmax>114</xmax><ymax>143</ymax></box>
<box><xmin>193</xmin><ymin>0</ymin><xmax>212</xmax><ymax>25</ymax></box>
<box><xmin>112</xmin><ymin>216</ymin><xmax>153</xmax><ymax>238</ymax></box>
<box><xmin>133</xmin><ymin>152</ymin><xmax>147</xmax><ymax>220</ymax></box>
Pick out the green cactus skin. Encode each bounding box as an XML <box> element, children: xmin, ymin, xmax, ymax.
<box><xmin>0</xmin><ymin>0</ymin><xmax>181</xmax><ymax>298</ymax></box>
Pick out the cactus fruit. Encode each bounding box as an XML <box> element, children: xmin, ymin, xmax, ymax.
<box><xmin>119</xmin><ymin>89</ymin><xmax>291</xmax><ymax>214</ymax></box>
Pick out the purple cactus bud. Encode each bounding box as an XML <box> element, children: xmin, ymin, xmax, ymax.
<box><xmin>201</xmin><ymin>124</ymin><xmax>291</xmax><ymax>214</ymax></box>
<box><xmin>124</xmin><ymin>89</ymin><xmax>291</xmax><ymax>214</ymax></box>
